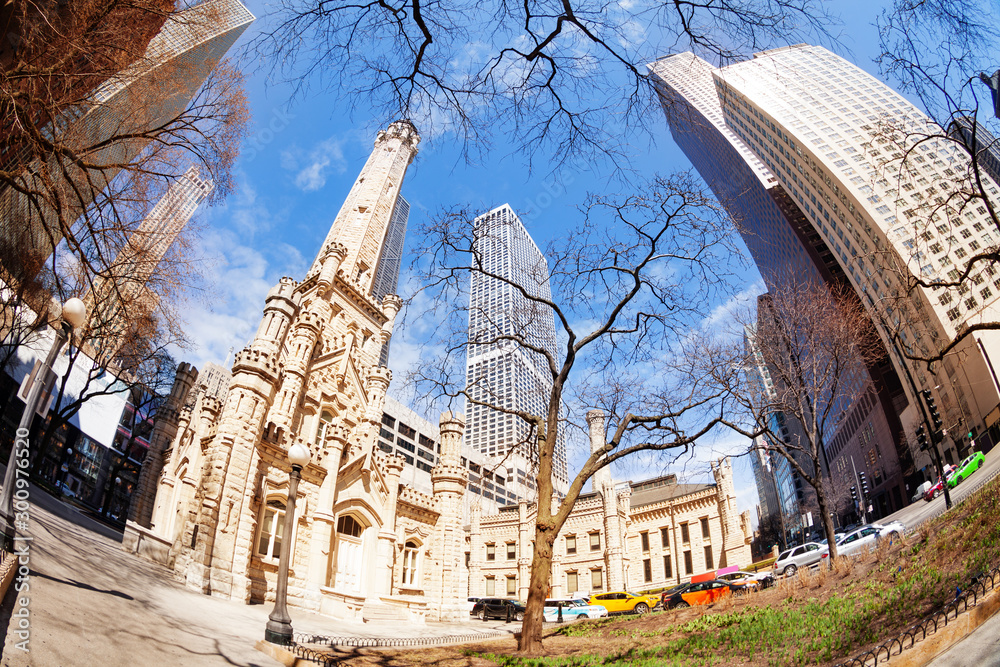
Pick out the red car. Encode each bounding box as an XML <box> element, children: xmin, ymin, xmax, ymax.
<box><xmin>923</xmin><ymin>465</ymin><xmax>957</xmax><ymax>501</ymax></box>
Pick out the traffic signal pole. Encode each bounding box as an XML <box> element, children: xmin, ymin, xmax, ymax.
<box><xmin>921</xmin><ymin>390</ymin><xmax>953</xmax><ymax>510</ymax></box>
<box><xmin>849</xmin><ymin>455</ymin><xmax>865</xmax><ymax>524</ymax></box>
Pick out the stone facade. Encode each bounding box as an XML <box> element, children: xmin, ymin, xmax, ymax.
<box><xmin>469</xmin><ymin>413</ymin><xmax>753</xmax><ymax>599</ymax></box>
<box><xmin>125</xmin><ymin>121</ymin><xmax>473</xmax><ymax>623</ymax></box>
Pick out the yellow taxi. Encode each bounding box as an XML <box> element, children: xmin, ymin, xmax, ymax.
<box><xmin>588</xmin><ymin>590</ymin><xmax>659</xmax><ymax>614</ymax></box>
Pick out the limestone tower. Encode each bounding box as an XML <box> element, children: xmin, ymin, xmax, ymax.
<box><xmin>127</xmin><ymin>362</ymin><xmax>199</xmax><ymax>527</ymax></box>
<box><xmin>712</xmin><ymin>457</ymin><xmax>752</xmax><ymax>568</ymax></box>
<box><xmin>146</xmin><ymin>121</ymin><xmax>421</xmax><ymax>605</ymax></box>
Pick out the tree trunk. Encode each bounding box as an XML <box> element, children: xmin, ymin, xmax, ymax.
<box><xmin>518</xmin><ymin>424</ymin><xmax>557</xmax><ymax>655</ymax></box>
<box><xmin>518</xmin><ymin>521</ymin><xmax>555</xmax><ymax>655</ymax></box>
<box><xmin>814</xmin><ymin>464</ymin><xmax>838</xmax><ymax>562</ymax></box>
<box><xmin>30</xmin><ymin>415</ymin><xmax>61</xmax><ymax>479</ymax></box>
<box><xmin>812</xmin><ymin>454</ymin><xmax>837</xmax><ymax>565</ymax></box>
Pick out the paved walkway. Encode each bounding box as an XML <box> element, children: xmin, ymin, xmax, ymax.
<box><xmin>0</xmin><ymin>484</ymin><xmax>515</xmax><ymax>666</ymax></box>
<box><xmin>926</xmin><ymin>601</ymin><xmax>1000</xmax><ymax>667</ymax></box>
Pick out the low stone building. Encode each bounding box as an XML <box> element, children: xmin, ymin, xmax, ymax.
<box><xmin>469</xmin><ymin>411</ymin><xmax>752</xmax><ymax>599</ymax></box>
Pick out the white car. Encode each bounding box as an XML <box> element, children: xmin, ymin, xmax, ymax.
<box><xmin>542</xmin><ymin>598</ymin><xmax>609</xmax><ymax>622</ymax></box>
<box><xmin>834</xmin><ymin>525</ymin><xmax>881</xmax><ymax>557</ymax></box>
<box><xmin>717</xmin><ymin>570</ymin><xmax>775</xmax><ymax>589</ymax></box>
<box><xmin>774</xmin><ymin>542</ymin><xmax>828</xmax><ymax>576</ymax></box>
<box><xmin>871</xmin><ymin>520</ymin><xmax>905</xmax><ymax>540</ymax></box>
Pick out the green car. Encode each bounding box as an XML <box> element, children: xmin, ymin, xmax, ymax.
<box><xmin>948</xmin><ymin>451</ymin><xmax>985</xmax><ymax>488</ymax></box>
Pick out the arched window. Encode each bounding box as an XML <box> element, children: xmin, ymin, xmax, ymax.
<box><xmin>337</xmin><ymin>514</ymin><xmax>363</xmax><ymax>537</ymax></box>
<box><xmin>257</xmin><ymin>498</ymin><xmax>285</xmax><ymax>559</ymax></box>
<box><xmin>334</xmin><ymin>514</ymin><xmax>365</xmax><ymax>592</ymax></box>
<box><xmin>401</xmin><ymin>540</ymin><xmax>419</xmax><ymax>586</ymax></box>
<box><xmin>315</xmin><ymin>410</ymin><xmax>334</xmax><ymax>446</ymax></box>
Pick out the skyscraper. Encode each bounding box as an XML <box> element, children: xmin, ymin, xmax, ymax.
<box><xmin>649</xmin><ymin>51</ymin><xmax>913</xmax><ymax>517</ymax></box>
<box><xmin>743</xmin><ymin>320</ymin><xmax>805</xmax><ymax>545</ymax></box>
<box><xmin>85</xmin><ymin>165</ymin><xmax>213</xmax><ymax>355</ymax></box>
<box><xmin>652</xmin><ymin>45</ymin><xmax>1000</xmax><ymax>500</ymax></box>
<box><xmin>465</xmin><ymin>204</ymin><xmax>569</xmax><ymax>497</ymax></box>
<box><xmin>0</xmin><ymin>0</ymin><xmax>253</xmax><ymax>279</ymax></box>
<box><xmin>372</xmin><ymin>196</ymin><xmax>410</xmax><ymax>366</ymax></box>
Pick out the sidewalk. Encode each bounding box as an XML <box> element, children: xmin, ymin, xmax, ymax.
<box><xmin>0</xmin><ymin>484</ymin><xmax>514</xmax><ymax>666</ymax></box>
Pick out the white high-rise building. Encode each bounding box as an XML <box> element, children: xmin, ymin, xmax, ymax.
<box><xmin>124</xmin><ymin>165</ymin><xmax>214</xmax><ymax>274</ymax></box>
<box><xmin>664</xmin><ymin>44</ymin><xmax>1000</xmax><ymax>469</ymax></box>
<box><xmin>84</xmin><ymin>165</ymin><xmax>213</xmax><ymax>356</ymax></box>
<box><xmin>465</xmin><ymin>204</ymin><xmax>568</xmax><ymax>497</ymax></box>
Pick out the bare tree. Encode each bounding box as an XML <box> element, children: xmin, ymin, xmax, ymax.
<box><xmin>91</xmin><ymin>355</ymin><xmax>177</xmax><ymax>518</ymax></box>
<box><xmin>256</xmin><ymin>0</ymin><xmax>833</xmax><ymax>166</ymax></box>
<box><xmin>0</xmin><ymin>1</ymin><xmax>250</xmax><ymax>484</ymax></box>
<box><xmin>727</xmin><ymin>280</ymin><xmax>883</xmax><ymax>562</ymax></box>
<box><xmin>404</xmin><ymin>173</ymin><xmax>750</xmax><ymax>654</ymax></box>
<box><xmin>0</xmin><ymin>0</ymin><xmax>250</xmax><ymax>287</ymax></box>
<box><xmin>24</xmin><ymin>277</ymin><xmax>186</xmax><ymax>484</ymax></box>
<box><xmin>867</xmin><ymin>0</ymin><xmax>1000</xmax><ymax>367</ymax></box>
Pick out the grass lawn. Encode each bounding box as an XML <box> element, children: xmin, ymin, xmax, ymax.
<box><xmin>312</xmin><ymin>475</ymin><xmax>1000</xmax><ymax>666</ymax></box>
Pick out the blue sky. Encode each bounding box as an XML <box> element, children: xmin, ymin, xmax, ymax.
<box><xmin>180</xmin><ymin>0</ymin><xmax>903</xmax><ymax>524</ymax></box>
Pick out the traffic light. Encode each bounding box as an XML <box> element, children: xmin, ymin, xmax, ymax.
<box><xmin>859</xmin><ymin>471</ymin><xmax>869</xmax><ymax>498</ymax></box>
<box><xmin>916</xmin><ymin>424</ymin><xmax>929</xmax><ymax>451</ymax></box>
<box><xmin>922</xmin><ymin>389</ymin><xmax>943</xmax><ymax>432</ymax></box>
<box><xmin>850</xmin><ymin>485</ymin><xmax>858</xmax><ymax>504</ymax></box>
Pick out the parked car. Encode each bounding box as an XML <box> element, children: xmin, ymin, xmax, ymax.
<box><xmin>948</xmin><ymin>452</ymin><xmax>985</xmax><ymax>488</ymax></box>
<box><xmin>717</xmin><ymin>570</ymin><xmax>774</xmax><ymax>589</ymax></box>
<box><xmin>911</xmin><ymin>481</ymin><xmax>932</xmax><ymax>503</ymax></box>
<box><xmin>542</xmin><ymin>598</ymin><xmax>609</xmax><ymax>622</ymax></box>
<box><xmin>662</xmin><ymin>580</ymin><xmax>735</xmax><ymax>609</ymax></box>
<box><xmin>588</xmin><ymin>591</ymin><xmax>659</xmax><ymax>614</ymax></box>
<box><xmin>54</xmin><ymin>480</ymin><xmax>76</xmax><ymax>499</ymax></box>
<box><xmin>834</xmin><ymin>525</ymin><xmax>881</xmax><ymax>557</ymax></box>
<box><xmin>870</xmin><ymin>520</ymin><xmax>905</xmax><ymax>540</ymax></box>
<box><xmin>773</xmin><ymin>542</ymin><xmax>828</xmax><ymax>576</ymax></box>
<box><xmin>471</xmin><ymin>598</ymin><xmax>525</xmax><ymax>620</ymax></box>
<box><xmin>660</xmin><ymin>583</ymin><xmax>693</xmax><ymax>609</ymax></box>
<box><xmin>924</xmin><ymin>466</ymin><xmax>958</xmax><ymax>501</ymax></box>
<box><xmin>466</xmin><ymin>597</ymin><xmax>482</xmax><ymax>612</ymax></box>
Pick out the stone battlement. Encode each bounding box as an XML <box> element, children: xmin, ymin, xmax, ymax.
<box><xmin>233</xmin><ymin>347</ymin><xmax>279</xmax><ymax>380</ymax></box>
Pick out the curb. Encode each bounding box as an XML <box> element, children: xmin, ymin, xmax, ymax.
<box><xmin>255</xmin><ymin>640</ymin><xmax>306</xmax><ymax>666</ymax></box>
<box><xmin>884</xmin><ymin>584</ymin><xmax>1000</xmax><ymax>667</ymax></box>
<box><xmin>0</xmin><ymin>550</ymin><xmax>17</xmax><ymax>604</ymax></box>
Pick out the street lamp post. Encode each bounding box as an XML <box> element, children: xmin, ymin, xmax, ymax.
<box><xmin>0</xmin><ymin>298</ymin><xmax>87</xmax><ymax>552</ymax></box>
<box><xmin>264</xmin><ymin>441</ymin><xmax>311</xmax><ymax>646</ymax></box>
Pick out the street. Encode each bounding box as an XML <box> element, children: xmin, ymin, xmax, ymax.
<box><xmin>879</xmin><ymin>447</ymin><xmax>1000</xmax><ymax>533</ymax></box>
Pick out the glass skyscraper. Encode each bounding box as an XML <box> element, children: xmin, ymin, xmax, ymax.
<box><xmin>372</xmin><ymin>197</ymin><xmax>409</xmax><ymax>367</ymax></box>
<box><xmin>649</xmin><ymin>49</ymin><xmax>910</xmax><ymax>515</ymax></box>
<box><xmin>651</xmin><ymin>45</ymin><xmax>1000</xmax><ymax>509</ymax></box>
<box><xmin>465</xmin><ymin>204</ymin><xmax>569</xmax><ymax>497</ymax></box>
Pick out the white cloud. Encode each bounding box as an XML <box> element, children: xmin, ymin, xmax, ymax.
<box><xmin>700</xmin><ymin>278</ymin><xmax>766</xmax><ymax>334</ymax></box>
<box><xmin>282</xmin><ymin>137</ymin><xmax>348</xmax><ymax>192</ymax></box>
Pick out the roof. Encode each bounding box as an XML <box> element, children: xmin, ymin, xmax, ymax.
<box><xmin>629</xmin><ymin>481</ymin><xmax>715</xmax><ymax>509</ymax></box>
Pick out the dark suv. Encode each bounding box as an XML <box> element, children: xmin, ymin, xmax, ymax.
<box><xmin>471</xmin><ymin>598</ymin><xmax>526</xmax><ymax>620</ymax></box>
